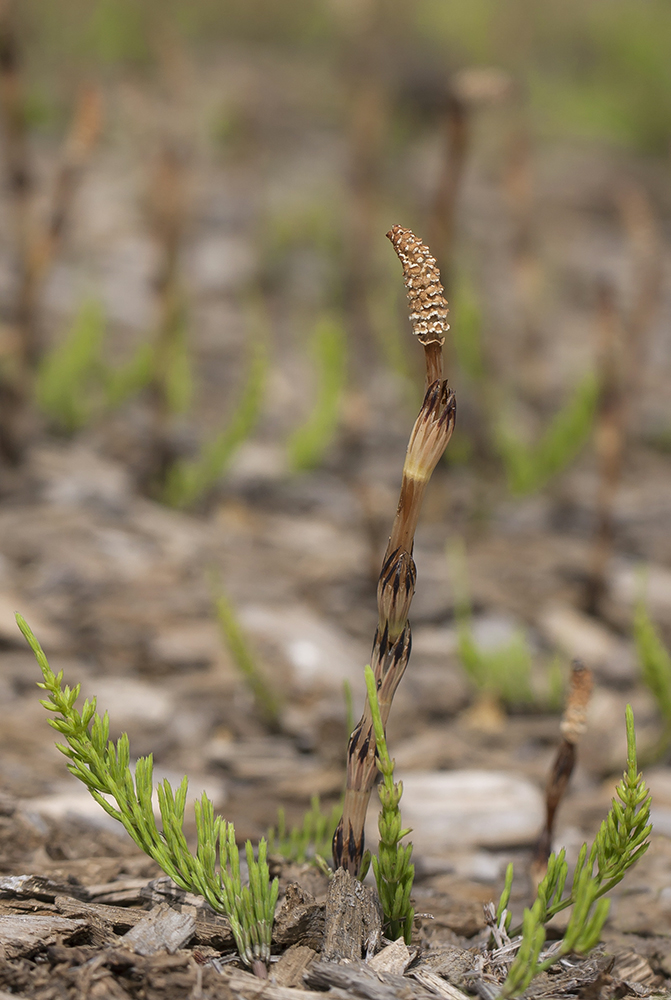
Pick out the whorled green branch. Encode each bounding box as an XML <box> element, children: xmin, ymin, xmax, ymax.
<box><xmin>497</xmin><ymin>705</ymin><xmax>652</xmax><ymax>998</ymax></box>
<box><xmin>17</xmin><ymin>613</ymin><xmax>278</xmax><ymax>976</ymax></box>
<box><xmin>365</xmin><ymin>664</ymin><xmax>415</xmax><ymax>943</ymax></box>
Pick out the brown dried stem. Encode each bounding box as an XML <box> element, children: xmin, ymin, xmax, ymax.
<box><xmin>142</xmin><ymin>144</ymin><xmax>189</xmax><ymax>493</ymax></box>
<box><xmin>0</xmin><ymin>7</ymin><xmax>101</xmax><ymax>461</ymax></box>
<box><xmin>343</xmin><ymin>0</ymin><xmax>388</xmax><ymax>363</ymax></box>
<box><xmin>584</xmin><ymin>280</ymin><xmax>629</xmax><ymax>616</ymax></box>
<box><xmin>532</xmin><ymin>661</ymin><xmax>593</xmax><ymax>884</ymax></box>
<box><xmin>333</xmin><ymin>227</ymin><xmax>455</xmax><ymax>874</ymax></box>
<box><xmin>428</xmin><ymin>68</ymin><xmax>512</xmax><ymax>297</ymax></box>
<box><xmin>583</xmin><ymin>186</ymin><xmax>660</xmax><ymax>616</ymax></box>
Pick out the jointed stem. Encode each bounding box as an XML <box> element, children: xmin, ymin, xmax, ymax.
<box><xmin>333</xmin><ymin>227</ymin><xmax>455</xmax><ymax>873</ymax></box>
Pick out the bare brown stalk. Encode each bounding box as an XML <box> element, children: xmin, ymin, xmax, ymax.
<box><xmin>333</xmin><ymin>226</ymin><xmax>455</xmax><ymax>874</ymax></box>
<box><xmin>31</xmin><ymin>86</ymin><xmax>102</xmax><ymax>295</ymax></box>
<box><xmin>616</xmin><ymin>182</ymin><xmax>662</xmax><ymax>400</ymax></box>
<box><xmin>584</xmin><ymin>280</ymin><xmax>629</xmax><ymax>617</ymax></box>
<box><xmin>531</xmin><ymin>661</ymin><xmax>593</xmax><ymax>886</ymax></box>
<box><xmin>583</xmin><ymin>187</ymin><xmax>659</xmax><ymax>616</ymax></box>
<box><xmin>343</xmin><ymin>0</ymin><xmax>388</xmax><ymax>365</ymax></box>
<box><xmin>427</xmin><ymin>90</ymin><xmax>468</xmax><ymax>298</ymax></box>
<box><xmin>0</xmin><ymin>0</ymin><xmax>32</xmax><ymax>462</ymax></box>
<box><xmin>0</xmin><ymin>5</ymin><xmax>101</xmax><ymax>461</ymax></box>
<box><xmin>428</xmin><ymin>69</ymin><xmax>511</xmax><ymax>298</ymax></box>
<box><xmin>504</xmin><ymin>126</ymin><xmax>545</xmax><ymax>401</ymax></box>
<box><xmin>143</xmin><ymin>143</ymin><xmax>189</xmax><ymax>492</ymax></box>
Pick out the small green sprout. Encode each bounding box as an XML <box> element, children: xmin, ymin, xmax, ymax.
<box><xmin>287</xmin><ymin>313</ymin><xmax>347</xmax><ymax>472</ymax></box>
<box><xmin>451</xmin><ymin>267</ymin><xmax>485</xmax><ymax>383</ymax></box>
<box><xmin>36</xmin><ymin>299</ymin><xmax>106</xmax><ymax>432</ymax></box>
<box><xmin>267</xmin><ymin>794</ymin><xmax>340</xmax><ymax>864</ymax></box>
<box><xmin>495</xmin><ymin>371</ymin><xmax>599</xmax><ymax>496</ymax></box>
<box><xmin>365</xmin><ymin>664</ymin><xmax>415</xmax><ymax>944</ymax></box>
<box><xmin>634</xmin><ymin>600</ymin><xmax>671</xmax><ymax>754</ymax></box>
<box><xmin>163</xmin><ymin>331</ymin><xmax>267</xmax><ymax>508</ymax></box>
<box><xmin>154</xmin><ymin>297</ymin><xmax>193</xmax><ymax>417</ymax></box>
<box><xmin>214</xmin><ymin>589</ymin><xmax>281</xmax><ymax>731</ymax></box>
<box><xmin>450</xmin><ymin>541</ymin><xmax>554</xmax><ymax>709</ymax></box>
<box><xmin>104</xmin><ymin>340</ymin><xmax>155</xmax><ymax>408</ymax></box>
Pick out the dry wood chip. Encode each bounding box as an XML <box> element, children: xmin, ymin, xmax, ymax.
<box><xmin>271</xmin><ymin>943</ymin><xmax>317</xmax><ymax>988</ymax></box>
<box><xmin>273</xmin><ymin>883</ymin><xmax>324</xmax><ymax>951</ymax></box>
<box><xmin>610</xmin><ymin>950</ymin><xmax>660</xmax><ymax>988</ymax></box>
<box><xmin>86</xmin><ymin>877</ymin><xmax>151</xmax><ymax>904</ymax></box>
<box><xmin>0</xmin><ymin>873</ymin><xmax>88</xmax><ymax>902</ymax></box>
<box><xmin>121</xmin><ymin>902</ymin><xmax>195</xmax><ymax>956</ymax></box>
<box><xmin>0</xmin><ymin>913</ymin><xmax>88</xmax><ymax>959</ymax></box>
<box><xmin>321</xmin><ymin>868</ymin><xmax>382</xmax><ymax>962</ymax></box>
<box><xmin>410</xmin><ymin>968</ymin><xmax>472</xmax><ymax>1000</ymax></box>
<box><xmin>368</xmin><ymin>937</ymin><xmax>415</xmax><ymax>975</ymax></box>
<box><xmin>226</xmin><ymin>967</ymin><xmax>350</xmax><ymax>1000</ymax></box>
<box><xmin>53</xmin><ymin>894</ymin><xmax>145</xmax><ymax>940</ymax></box>
<box><xmin>305</xmin><ymin>960</ymin><xmax>438</xmax><ymax>1000</ymax></box>
<box><xmin>141</xmin><ymin>875</ymin><xmax>234</xmax><ymax>950</ymax></box>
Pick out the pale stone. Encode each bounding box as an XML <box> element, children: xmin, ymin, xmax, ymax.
<box><xmin>0</xmin><ymin>593</ymin><xmax>67</xmax><ymax>651</ymax></box>
<box><xmin>610</xmin><ymin>561</ymin><xmax>671</xmax><ymax>616</ymax></box>
<box><xmin>644</xmin><ymin>768</ymin><xmax>671</xmax><ymax>839</ymax></box>
<box><xmin>538</xmin><ymin>603</ymin><xmax>635</xmax><ymax>682</ymax></box>
<box><xmin>226</xmin><ymin>442</ymin><xmax>288</xmax><ymax>483</ymax></box>
<box><xmin>31</xmin><ymin>445</ymin><xmax>131</xmax><ymax>511</ymax></box>
<box><xmin>93</xmin><ymin>677</ymin><xmax>173</xmax><ymax>727</ymax></box>
<box><xmin>22</xmin><ymin>766</ymin><xmax>225</xmax><ymax>829</ymax></box>
<box><xmin>238</xmin><ymin>603</ymin><xmax>365</xmax><ymax>691</ymax></box>
<box><xmin>149</xmin><ymin>621</ymin><xmax>221</xmax><ymax>670</ymax></box>
<box><xmin>368</xmin><ymin>937</ymin><xmax>412</xmax><ymax>974</ymax></box>
<box><xmin>366</xmin><ymin>770</ymin><xmax>544</xmax><ymax>852</ymax></box>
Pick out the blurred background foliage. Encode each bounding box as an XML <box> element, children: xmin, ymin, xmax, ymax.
<box><xmin>19</xmin><ymin>0</ymin><xmax>671</xmax><ymax>154</ymax></box>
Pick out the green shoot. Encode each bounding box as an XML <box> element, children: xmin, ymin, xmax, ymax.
<box><xmin>267</xmin><ymin>795</ymin><xmax>340</xmax><ymax>864</ymax></box>
<box><xmin>287</xmin><ymin>313</ymin><xmax>347</xmax><ymax>472</ymax></box>
<box><xmin>497</xmin><ymin>705</ymin><xmax>651</xmax><ymax>997</ymax></box>
<box><xmin>495</xmin><ymin>371</ymin><xmax>599</xmax><ymax>496</ymax></box>
<box><xmin>365</xmin><ymin>664</ymin><xmax>414</xmax><ymax>944</ymax></box>
<box><xmin>450</xmin><ymin>541</ymin><xmax>537</xmax><ymax>708</ymax></box>
<box><xmin>263</xmin><ymin>199</ymin><xmax>341</xmax><ymax>273</ymax></box>
<box><xmin>451</xmin><ymin>267</ymin><xmax>485</xmax><ymax>383</ymax></box>
<box><xmin>214</xmin><ymin>590</ymin><xmax>281</xmax><ymax>731</ymax></box>
<box><xmin>368</xmin><ymin>279</ymin><xmax>418</xmax><ymax>405</ymax></box>
<box><xmin>498</xmin><ymin>904</ymin><xmax>547</xmax><ymax>999</ymax></box>
<box><xmin>156</xmin><ymin>299</ymin><xmax>192</xmax><ymax>416</ymax></box>
<box><xmin>18</xmin><ymin>613</ymin><xmax>278</xmax><ymax>971</ymax></box>
<box><xmin>36</xmin><ymin>299</ymin><xmax>106</xmax><ymax>432</ymax></box>
<box><xmin>164</xmin><ymin>333</ymin><xmax>267</xmax><ymax>508</ymax></box>
<box><xmin>495</xmin><ymin>861</ymin><xmax>514</xmax><ymax>934</ymax></box>
<box><xmin>457</xmin><ymin>626</ymin><xmax>536</xmax><ymax>708</ymax></box>
<box><xmin>634</xmin><ymin>600</ymin><xmax>671</xmax><ymax>753</ymax></box>
<box><xmin>104</xmin><ymin>341</ymin><xmax>155</xmax><ymax>408</ymax></box>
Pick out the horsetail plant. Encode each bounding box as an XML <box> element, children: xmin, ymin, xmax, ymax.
<box><xmin>365</xmin><ymin>664</ymin><xmax>415</xmax><ymax>943</ymax></box>
<box><xmin>17</xmin><ymin>613</ymin><xmax>278</xmax><ymax>978</ymax></box>
<box><xmin>495</xmin><ymin>705</ymin><xmax>651</xmax><ymax>998</ymax></box>
<box><xmin>333</xmin><ymin>226</ymin><xmax>456</xmax><ymax>875</ymax></box>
